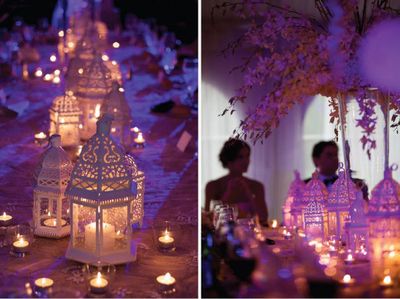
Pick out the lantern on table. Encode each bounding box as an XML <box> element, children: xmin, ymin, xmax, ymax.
<box><xmin>49</xmin><ymin>91</ymin><xmax>82</xmax><ymax>148</ymax></box>
<box><xmin>327</xmin><ymin>164</ymin><xmax>356</xmax><ymax>242</ymax></box>
<box><xmin>283</xmin><ymin>170</ymin><xmax>305</xmax><ymax>227</ymax></box>
<box><xmin>124</xmin><ymin>154</ymin><xmax>145</xmax><ymax>227</ymax></box>
<box><xmin>367</xmin><ymin>166</ymin><xmax>400</xmax><ymax>279</ymax></box>
<box><xmin>65</xmin><ymin>114</ymin><xmax>137</xmax><ymax>265</ymax></box>
<box><xmin>101</xmin><ymin>82</ymin><xmax>132</xmax><ymax>149</ymax></box>
<box><xmin>345</xmin><ymin>191</ymin><xmax>369</xmax><ymax>259</ymax></box>
<box><xmin>75</xmin><ymin>54</ymin><xmax>112</xmax><ymax>140</ymax></box>
<box><xmin>300</xmin><ymin>171</ymin><xmax>328</xmax><ymax>230</ymax></box>
<box><xmin>303</xmin><ymin>199</ymin><xmax>328</xmax><ymax>241</ymax></box>
<box><xmin>33</xmin><ymin>135</ymin><xmax>72</xmax><ymax>238</ymax></box>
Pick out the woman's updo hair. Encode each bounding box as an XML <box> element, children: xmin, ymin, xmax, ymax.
<box><xmin>219</xmin><ymin>138</ymin><xmax>250</xmax><ymax>168</ymax></box>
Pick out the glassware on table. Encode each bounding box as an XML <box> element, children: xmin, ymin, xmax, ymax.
<box><xmin>182</xmin><ymin>58</ymin><xmax>198</xmax><ymax>108</ymax></box>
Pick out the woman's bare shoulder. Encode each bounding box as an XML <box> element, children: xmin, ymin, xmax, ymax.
<box><xmin>244</xmin><ymin>177</ymin><xmax>264</xmax><ymax>190</ymax></box>
<box><xmin>206</xmin><ymin>176</ymin><xmax>228</xmax><ymax>189</ymax></box>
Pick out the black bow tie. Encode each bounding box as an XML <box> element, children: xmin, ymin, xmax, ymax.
<box><xmin>323</xmin><ymin>176</ymin><xmax>338</xmax><ymax>186</ymax></box>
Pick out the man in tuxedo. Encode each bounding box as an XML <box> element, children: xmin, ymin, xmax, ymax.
<box><xmin>304</xmin><ymin>141</ymin><xmax>368</xmax><ymax>199</ymax></box>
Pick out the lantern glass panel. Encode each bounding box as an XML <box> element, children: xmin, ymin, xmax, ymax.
<box><xmin>328</xmin><ymin>212</ymin><xmax>336</xmax><ymax>236</ymax></box>
<box><xmin>102</xmin><ymin>206</ymin><xmax>129</xmax><ymax>253</ymax></box>
<box><xmin>72</xmin><ymin>204</ymin><xmax>96</xmax><ymax>251</ymax></box>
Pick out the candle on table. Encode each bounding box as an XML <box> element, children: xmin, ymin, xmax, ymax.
<box><xmin>43</xmin><ymin>218</ymin><xmax>66</xmax><ymax>227</ymax></box>
<box><xmin>12</xmin><ymin>235</ymin><xmax>29</xmax><ymax>253</ymax></box>
<box><xmin>34</xmin><ymin>68</ymin><xmax>43</xmax><ymax>78</ymax></box>
<box><xmin>34</xmin><ymin>132</ymin><xmax>47</xmax><ymax>146</ymax></box>
<box><xmin>156</xmin><ymin>272</ymin><xmax>176</xmax><ymax>293</ymax></box>
<box><xmin>344</xmin><ymin>253</ymin><xmax>354</xmax><ymax>265</ymax></box>
<box><xmin>34</xmin><ymin>277</ymin><xmax>54</xmax><ymax>292</ymax></box>
<box><xmin>134</xmin><ymin>132</ymin><xmax>145</xmax><ymax>147</ymax></box>
<box><xmin>50</xmin><ymin>54</ymin><xmax>57</xmax><ymax>62</ymax></box>
<box><xmin>158</xmin><ymin>229</ymin><xmax>175</xmax><ymax>251</ymax></box>
<box><xmin>0</xmin><ymin>212</ymin><xmax>12</xmax><ymax>226</ymax></box>
<box><xmin>112</xmin><ymin>42</ymin><xmax>120</xmax><ymax>49</ymax></box>
<box><xmin>90</xmin><ymin>272</ymin><xmax>108</xmax><ymax>294</ymax></box>
<box><xmin>131</xmin><ymin>127</ymin><xmax>140</xmax><ymax>133</ymax></box>
<box><xmin>84</xmin><ymin>222</ymin><xmax>115</xmax><ymax>250</ymax></box>
<box><xmin>380</xmin><ymin>275</ymin><xmax>393</xmax><ymax>288</ymax></box>
<box><xmin>115</xmin><ymin>230</ymin><xmax>124</xmax><ymax>240</ymax></box>
<box><xmin>341</xmin><ymin>274</ymin><xmax>355</xmax><ymax>286</ymax></box>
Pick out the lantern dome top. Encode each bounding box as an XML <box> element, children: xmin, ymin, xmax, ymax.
<box><xmin>34</xmin><ymin>134</ymin><xmax>73</xmax><ymax>192</ymax></box>
<box><xmin>101</xmin><ymin>81</ymin><xmax>132</xmax><ymax>121</ymax></box>
<box><xmin>66</xmin><ymin>114</ymin><xmax>135</xmax><ymax>201</ymax></box>
<box><xmin>75</xmin><ymin>53</ymin><xmax>112</xmax><ymax>99</ymax></box>
<box><xmin>303</xmin><ymin>170</ymin><xmax>328</xmax><ymax>204</ymax></box>
<box><xmin>368</xmin><ymin>165</ymin><xmax>400</xmax><ymax>217</ymax></box>
<box><xmin>50</xmin><ymin>91</ymin><xmax>82</xmax><ymax>114</ymax></box>
<box><xmin>328</xmin><ymin>164</ymin><xmax>356</xmax><ymax>207</ymax></box>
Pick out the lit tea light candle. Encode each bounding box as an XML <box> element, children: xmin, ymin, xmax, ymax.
<box><xmin>101</xmin><ymin>54</ymin><xmax>109</xmax><ymax>61</ymax></box>
<box><xmin>158</xmin><ymin>230</ymin><xmax>175</xmax><ymax>251</ymax></box>
<box><xmin>314</xmin><ymin>242</ymin><xmax>323</xmax><ymax>253</ymax></box>
<box><xmin>78</xmin><ymin>68</ymin><xmax>83</xmax><ymax>75</ymax></box>
<box><xmin>319</xmin><ymin>253</ymin><xmax>330</xmax><ymax>266</ymax></box>
<box><xmin>0</xmin><ymin>212</ymin><xmax>12</xmax><ymax>226</ymax></box>
<box><xmin>52</xmin><ymin>76</ymin><xmax>60</xmax><ymax>84</ymax></box>
<box><xmin>112</xmin><ymin>42</ymin><xmax>120</xmax><ymax>48</ymax></box>
<box><xmin>283</xmin><ymin>231</ymin><xmax>292</xmax><ymax>240</ymax></box>
<box><xmin>115</xmin><ymin>230</ymin><xmax>124</xmax><ymax>240</ymax></box>
<box><xmin>156</xmin><ymin>272</ymin><xmax>176</xmax><ymax>294</ymax></box>
<box><xmin>131</xmin><ymin>127</ymin><xmax>140</xmax><ymax>133</ymax></box>
<box><xmin>271</xmin><ymin>219</ymin><xmax>278</xmax><ymax>229</ymax></box>
<box><xmin>134</xmin><ymin>132</ymin><xmax>145</xmax><ymax>148</ymax></box>
<box><xmin>118</xmin><ymin>87</ymin><xmax>124</xmax><ymax>92</ymax></box>
<box><xmin>35</xmin><ymin>68</ymin><xmax>43</xmax><ymax>77</ymax></box>
<box><xmin>329</xmin><ymin>245</ymin><xmax>337</xmax><ymax>253</ymax></box>
<box><xmin>89</xmin><ymin>272</ymin><xmax>108</xmax><ymax>294</ymax></box>
<box><xmin>34</xmin><ymin>277</ymin><xmax>54</xmax><ymax>292</ymax></box>
<box><xmin>54</xmin><ymin>69</ymin><xmax>61</xmax><ymax>76</ymax></box>
<box><xmin>50</xmin><ymin>55</ymin><xmax>57</xmax><ymax>62</ymax></box>
<box><xmin>44</xmin><ymin>74</ymin><xmax>53</xmax><ymax>81</ymax></box>
<box><xmin>58</xmin><ymin>30</ymin><xmax>64</xmax><ymax>38</ymax></box>
<box><xmin>12</xmin><ymin>236</ymin><xmax>29</xmax><ymax>254</ymax></box>
<box><xmin>344</xmin><ymin>253</ymin><xmax>354</xmax><ymax>265</ymax></box>
<box><xmin>43</xmin><ymin>218</ymin><xmax>67</xmax><ymax>227</ymax></box>
<box><xmin>112</xmin><ymin>60</ymin><xmax>118</xmax><ymax>66</ymax></box>
<box><xmin>34</xmin><ymin>132</ymin><xmax>47</xmax><ymax>145</ymax></box>
<box><xmin>341</xmin><ymin>274</ymin><xmax>355</xmax><ymax>286</ymax></box>
<box><xmin>380</xmin><ymin>275</ymin><xmax>393</xmax><ymax>288</ymax></box>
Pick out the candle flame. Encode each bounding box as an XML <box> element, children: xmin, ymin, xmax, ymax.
<box><xmin>102</xmin><ymin>54</ymin><xmax>109</xmax><ymax>61</ymax></box>
<box><xmin>2</xmin><ymin>212</ymin><xmax>5</xmax><ymax>216</ymax></box>
<box><xmin>137</xmin><ymin>132</ymin><xmax>144</xmax><ymax>141</ymax></box>
<box><xmin>47</xmin><ymin>211</ymin><xmax>51</xmax><ymax>217</ymax></box>
<box><xmin>383</xmin><ymin>275</ymin><xmax>392</xmax><ymax>284</ymax></box>
<box><xmin>271</xmin><ymin>219</ymin><xmax>278</xmax><ymax>228</ymax></box>
<box><xmin>94</xmin><ymin>104</ymin><xmax>101</xmax><ymax>118</ymax></box>
<box><xmin>50</xmin><ymin>55</ymin><xmax>57</xmax><ymax>62</ymax></box>
<box><xmin>113</xmin><ymin>42</ymin><xmax>120</xmax><ymax>48</ymax></box>
<box><xmin>165</xmin><ymin>272</ymin><xmax>171</xmax><ymax>279</ymax></box>
<box><xmin>78</xmin><ymin>68</ymin><xmax>83</xmax><ymax>75</ymax></box>
<box><xmin>343</xmin><ymin>274</ymin><xmax>351</xmax><ymax>283</ymax></box>
<box><xmin>346</xmin><ymin>254</ymin><xmax>353</xmax><ymax>261</ymax></box>
<box><xmin>131</xmin><ymin>127</ymin><xmax>139</xmax><ymax>133</ymax></box>
<box><xmin>19</xmin><ymin>237</ymin><xmax>25</xmax><ymax>244</ymax></box>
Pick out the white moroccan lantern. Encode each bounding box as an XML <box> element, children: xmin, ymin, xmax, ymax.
<box><xmin>300</xmin><ymin>171</ymin><xmax>328</xmax><ymax>230</ymax></box>
<box><xmin>327</xmin><ymin>164</ymin><xmax>356</xmax><ymax>242</ymax></box>
<box><xmin>101</xmin><ymin>82</ymin><xmax>132</xmax><ymax>149</ymax></box>
<box><xmin>65</xmin><ymin>114</ymin><xmax>137</xmax><ymax>265</ymax></box>
<box><xmin>125</xmin><ymin>154</ymin><xmax>145</xmax><ymax>227</ymax></box>
<box><xmin>345</xmin><ymin>191</ymin><xmax>369</xmax><ymax>259</ymax></box>
<box><xmin>283</xmin><ymin>170</ymin><xmax>305</xmax><ymax>227</ymax></box>
<box><xmin>33</xmin><ymin>135</ymin><xmax>72</xmax><ymax>238</ymax></box>
<box><xmin>367</xmin><ymin>166</ymin><xmax>400</xmax><ymax>279</ymax></box>
<box><xmin>49</xmin><ymin>91</ymin><xmax>82</xmax><ymax>147</ymax></box>
<box><xmin>75</xmin><ymin>54</ymin><xmax>112</xmax><ymax>140</ymax></box>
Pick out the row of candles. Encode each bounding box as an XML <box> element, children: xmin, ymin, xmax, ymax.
<box><xmin>267</xmin><ymin>221</ymin><xmax>398</xmax><ymax>290</ymax></box>
<box><xmin>34</xmin><ymin>126</ymin><xmax>146</xmax><ymax>148</ymax></box>
<box><xmin>2</xmin><ymin>210</ymin><xmax>178</xmax><ymax>295</ymax></box>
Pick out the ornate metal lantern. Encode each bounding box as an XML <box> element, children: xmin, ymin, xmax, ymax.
<box><xmin>49</xmin><ymin>91</ymin><xmax>82</xmax><ymax>148</ymax></box>
<box><xmin>125</xmin><ymin>154</ymin><xmax>145</xmax><ymax>227</ymax></box>
<box><xmin>65</xmin><ymin>114</ymin><xmax>137</xmax><ymax>265</ymax></box>
<box><xmin>283</xmin><ymin>170</ymin><xmax>305</xmax><ymax>227</ymax></box>
<box><xmin>367</xmin><ymin>166</ymin><xmax>400</xmax><ymax>279</ymax></box>
<box><xmin>345</xmin><ymin>191</ymin><xmax>369</xmax><ymax>259</ymax></box>
<box><xmin>75</xmin><ymin>54</ymin><xmax>112</xmax><ymax>140</ymax></box>
<box><xmin>101</xmin><ymin>82</ymin><xmax>132</xmax><ymax>149</ymax></box>
<box><xmin>300</xmin><ymin>171</ymin><xmax>328</xmax><ymax>230</ymax></box>
<box><xmin>327</xmin><ymin>164</ymin><xmax>356</xmax><ymax>242</ymax></box>
<box><xmin>33</xmin><ymin>135</ymin><xmax>73</xmax><ymax>238</ymax></box>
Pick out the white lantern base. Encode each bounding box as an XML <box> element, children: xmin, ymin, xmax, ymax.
<box><xmin>65</xmin><ymin>240</ymin><xmax>137</xmax><ymax>265</ymax></box>
<box><xmin>34</xmin><ymin>225</ymin><xmax>70</xmax><ymax>239</ymax></box>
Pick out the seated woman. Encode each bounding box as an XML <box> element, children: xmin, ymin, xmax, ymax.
<box><xmin>205</xmin><ymin>138</ymin><xmax>269</xmax><ymax>225</ymax></box>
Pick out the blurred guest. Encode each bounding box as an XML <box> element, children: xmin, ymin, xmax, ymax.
<box><xmin>205</xmin><ymin>138</ymin><xmax>268</xmax><ymax>224</ymax></box>
<box><xmin>304</xmin><ymin>141</ymin><xmax>368</xmax><ymax>199</ymax></box>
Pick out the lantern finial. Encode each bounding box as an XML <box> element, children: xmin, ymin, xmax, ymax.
<box><xmin>49</xmin><ymin>134</ymin><xmax>61</xmax><ymax>147</ymax></box>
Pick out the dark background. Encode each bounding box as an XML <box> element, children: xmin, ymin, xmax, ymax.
<box><xmin>0</xmin><ymin>0</ymin><xmax>197</xmax><ymax>44</ymax></box>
